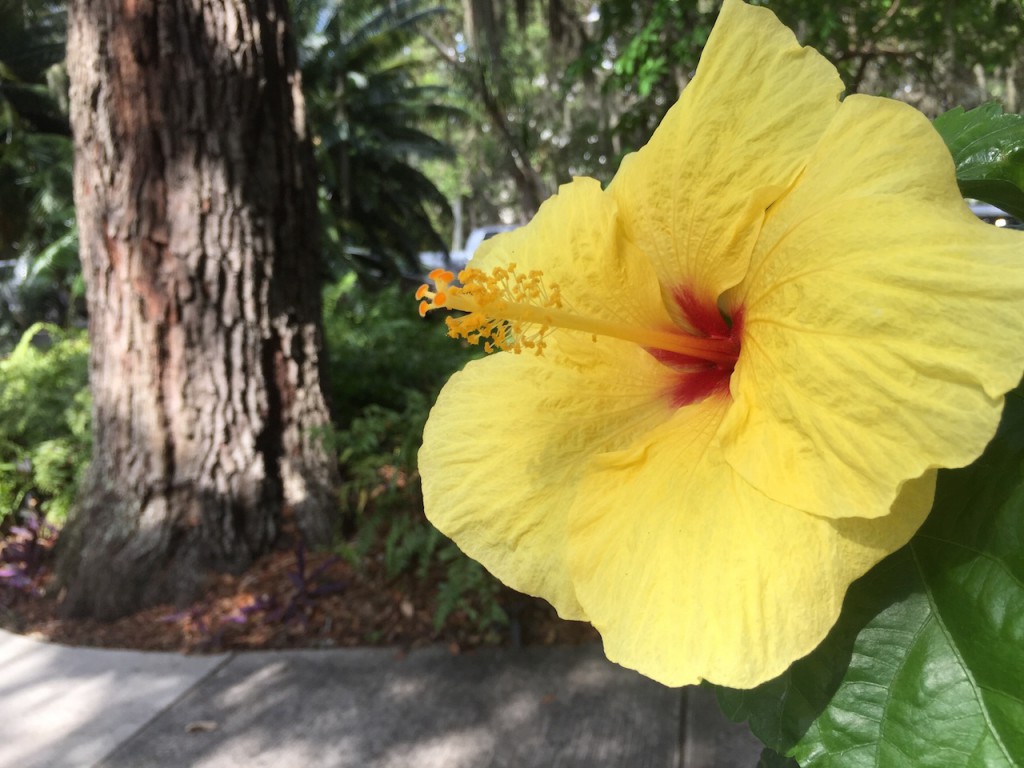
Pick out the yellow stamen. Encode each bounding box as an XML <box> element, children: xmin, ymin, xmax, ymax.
<box><xmin>415</xmin><ymin>265</ymin><xmax>739</xmax><ymax>364</ymax></box>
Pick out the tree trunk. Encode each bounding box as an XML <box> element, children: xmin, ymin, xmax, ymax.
<box><xmin>57</xmin><ymin>0</ymin><xmax>338</xmax><ymax>619</ymax></box>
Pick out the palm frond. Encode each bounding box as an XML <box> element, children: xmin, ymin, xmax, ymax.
<box><xmin>300</xmin><ymin>0</ymin><xmax>463</xmax><ymax>282</ymax></box>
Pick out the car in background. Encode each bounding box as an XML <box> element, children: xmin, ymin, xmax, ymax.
<box><xmin>970</xmin><ymin>202</ymin><xmax>1023</xmax><ymax>230</ymax></box>
<box><xmin>419</xmin><ymin>224</ymin><xmax>518</xmax><ymax>275</ymax></box>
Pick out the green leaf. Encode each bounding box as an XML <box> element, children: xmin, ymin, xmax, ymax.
<box><xmin>933</xmin><ymin>103</ymin><xmax>1024</xmax><ymax>220</ymax></box>
<box><xmin>715</xmin><ymin>388</ymin><xmax>1024</xmax><ymax>767</ymax></box>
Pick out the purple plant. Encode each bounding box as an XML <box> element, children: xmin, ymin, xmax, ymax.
<box><xmin>264</xmin><ymin>539</ymin><xmax>347</xmax><ymax>628</ymax></box>
<box><xmin>155</xmin><ymin>539</ymin><xmax>347</xmax><ymax>649</ymax></box>
<box><xmin>0</xmin><ymin>511</ymin><xmax>57</xmax><ymax>601</ymax></box>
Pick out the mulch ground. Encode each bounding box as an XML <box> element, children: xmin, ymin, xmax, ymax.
<box><xmin>0</xmin><ymin>533</ymin><xmax>597</xmax><ymax>655</ymax></box>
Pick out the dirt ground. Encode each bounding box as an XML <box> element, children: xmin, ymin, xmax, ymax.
<box><xmin>0</xmin><ymin>535</ymin><xmax>597</xmax><ymax>655</ymax></box>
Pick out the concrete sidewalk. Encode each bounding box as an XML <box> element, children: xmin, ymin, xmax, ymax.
<box><xmin>0</xmin><ymin>629</ymin><xmax>762</xmax><ymax>767</ymax></box>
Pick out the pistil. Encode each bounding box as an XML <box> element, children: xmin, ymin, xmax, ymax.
<box><xmin>417</xmin><ymin>266</ymin><xmax>740</xmax><ymax>365</ymax></box>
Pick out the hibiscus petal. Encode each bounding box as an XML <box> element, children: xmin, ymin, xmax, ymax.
<box><xmin>470</xmin><ymin>177</ymin><xmax>674</xmax><ymax>333</ymax></box>
<box><xmin>419</xmin><ymin>334</ymin><xmax>676</xmax><ymax>621</ymax></box>
<box><xmin>609</xmin><ymin>0</ymin><xmax>843</xmax><ymax>321</ymax></box>
<box><xmin>567</xmin><ymin>396</ymin><xmax>935</xmax><ymax>688</ymax></box>
<box><xmin>721</xmin><ymin>94</ymin><xmax>1024</xmax><ymax>520</ymax></box>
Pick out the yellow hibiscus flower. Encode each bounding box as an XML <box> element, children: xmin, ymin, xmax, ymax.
<box><xmin>416</xmin><ymin>0</ymin><xmax>1024</xmax><ymax>688</ymax></box>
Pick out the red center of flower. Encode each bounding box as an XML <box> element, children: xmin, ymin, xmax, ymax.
<box><xmin>648</xmin><ymin>288</ymin><xmax>743</xmax><ymax>408</ymax></box>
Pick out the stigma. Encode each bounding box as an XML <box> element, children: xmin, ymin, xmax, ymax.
<box><xmin>416</xmin><ymin>265</ymin><xmax>740</xmax><ymax>366</ymax></box>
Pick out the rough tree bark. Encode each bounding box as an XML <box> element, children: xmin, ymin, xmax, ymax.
<box><xmin>57</xmin><ymin>0</ymin><xmax>338</xmax><ymax>619</ymax></box>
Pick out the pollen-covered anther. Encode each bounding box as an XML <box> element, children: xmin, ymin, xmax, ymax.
<box><xmin>417</xmin><ymin>264</ymin><xmax>562</xmax><ymax>355</ymax></box>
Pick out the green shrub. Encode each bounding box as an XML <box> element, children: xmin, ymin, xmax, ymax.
<box><xmin>433</xmin><ymin>547</ymin><xmax>507</xmax><ymax>633</ymax></box>
<box><xmin>323</xmin><ymin>276</ymin><xmax>507</xmax><ymax>637</ymax></box>
<box><xmin>330</xmin><ymin>395</ymin><xmax>509</xmax><ymax>639</ymax></box>
<box><xmin>0</xmin><ymin>323</ymin><xmax>90</xmax><ymax>524</ymax></box>
<box><xmin>322</xmin><ymin>275</ymin><xmax>479</xmax><ymax>425</ymax></box>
